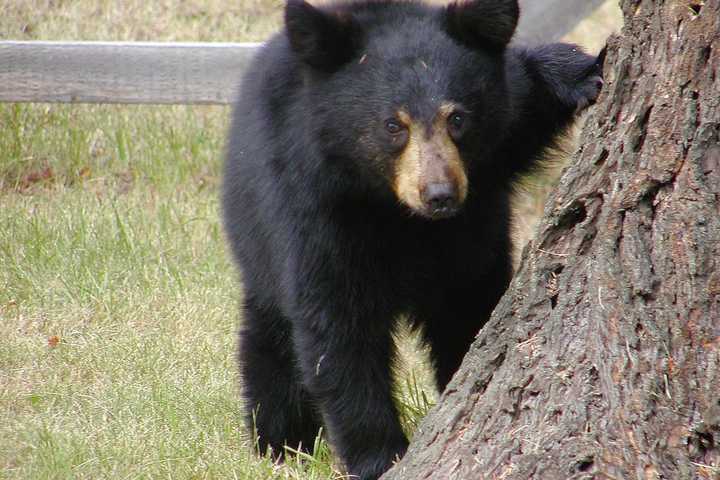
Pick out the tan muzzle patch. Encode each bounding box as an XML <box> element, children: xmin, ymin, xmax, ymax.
<box><xmin>392</xmin><ymin>105</ymin><xmax>468</xmax><ymax>217</ymax></box>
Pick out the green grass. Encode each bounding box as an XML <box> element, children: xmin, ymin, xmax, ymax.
<box><xmin>2</xmin><ymin>101</ymin><xmax>426</xmax><ymax>478</ymax></box>
<box><xmin>0</xmin><ymin>46</ymin><xmax>433</xmax><ymax>480</ymax></box>
<box><xmin>1</xmin><ymin>1</ymin><xmax>620</xmax><ymax>478</ymax></box>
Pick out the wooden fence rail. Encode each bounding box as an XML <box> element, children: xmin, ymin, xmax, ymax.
<box><xmin>0</xmin><ymin>41</ymin><xmax>258</xmax><ymax>105</ymax></box>
<box><xmin>0</xmin><ymin>0</ymin><xmax>604</xmax><ymax>105</ymax></box>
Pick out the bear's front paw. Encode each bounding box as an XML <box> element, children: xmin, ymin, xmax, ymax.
<box><xmin>573</xmin><ymin>45</ymin><xmax>607</xmax><ymax>112</ymax></box>
<box><xmin>345</xmin><ymin>438</ymin><xmax>408</xmax><ymax>480</ymax></box>
<box><xmin>529</xmin><ymin>43</ymin><xmax>606</xmax><ymax>114</ymax></box>
<box><xmin>574</xmin><ymin>74</ymin><xmax>604</xmax><ymax>113</ymax></box>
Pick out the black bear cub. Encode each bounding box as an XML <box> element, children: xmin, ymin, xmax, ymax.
<box><xmin>223</xmin><ymin>0</ymin><xmax>603</xmax><ymax>478</ymax></box>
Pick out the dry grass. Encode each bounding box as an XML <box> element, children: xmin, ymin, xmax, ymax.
<box><xmin>0</xmin><ymin>0</ymin><xmax>282</xmax><ymax>42</ymax></box>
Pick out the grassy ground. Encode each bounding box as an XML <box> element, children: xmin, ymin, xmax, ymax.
<box><xmin>0</xmin><ymin>102</ymin><xmax>433</xmax><ymax>479</ymax></box>
<box><xmin>0</xmin><ymin>1</ymin><xmax>620</xmax><ymax>479</ymax></box>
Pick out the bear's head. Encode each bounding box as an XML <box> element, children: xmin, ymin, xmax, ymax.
<box><xmin>285</xmin><ymin>0</ymin><xmax>519</xmax><ymax>219</ymax></box>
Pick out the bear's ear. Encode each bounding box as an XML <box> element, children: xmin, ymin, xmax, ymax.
<box><xmin>285</xmin><ymin>0</ymin><xmax>362</xmax><ymax>71</ymax></box>
<box><xmin>443</xmin><ymin>0</ymin><xmax>519</xmax><ymax>52</ymax></box>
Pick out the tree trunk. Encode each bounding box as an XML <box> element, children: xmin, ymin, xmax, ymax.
<box><xmin>383</xmin><ymin>1</ymin><xmax>720</xmax><ymax>479</ymax></box>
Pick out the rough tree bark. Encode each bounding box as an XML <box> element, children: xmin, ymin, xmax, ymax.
<box><xmin>383</xmin><ymin>1</ymin><xmax>720</xmax><ymax>479</ymax></box>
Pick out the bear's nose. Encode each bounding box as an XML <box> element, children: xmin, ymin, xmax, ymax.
<box><xmin>420</xmin><ymin>182</ymin><xmax>459</xmax><ymax>217</ymax></box>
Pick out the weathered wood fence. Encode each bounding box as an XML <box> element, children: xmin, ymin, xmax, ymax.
<box><xmin>0</xmin><ymin>0</ymin><xmax>604</xmax><ymax>105</ymax></box>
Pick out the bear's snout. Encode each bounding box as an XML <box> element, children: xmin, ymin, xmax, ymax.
<box><xmin>392</xmin><ymin>106</ymin><xmax>469</xmax><ymax>219</ymax></box>
<box><xmin>420</xmin><ymin>181</ymin><xmax>460</xmax><ymax>218</ymax></box>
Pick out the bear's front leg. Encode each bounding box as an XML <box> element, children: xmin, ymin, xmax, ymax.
<box><xmin>292</xmin><ymin>305</ymin><xmax>408</xmax><ymax>480</ymax></box>
<box><xmin>524</xmin><ymin>43</ymin><xmax>605</xmax><ymax>118</ymax></box>
<box><xmin>500</xmin><ymin>44</ymin><xmax>605</xmax><ymax>175</ymax></box>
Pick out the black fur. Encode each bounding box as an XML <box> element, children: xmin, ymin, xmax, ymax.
<box><xmin>222</xmin><ymin>1</ymin><xmax>603</xmax><ymax>478</ymax></box>
<box><xmin>445</xmin><ymin>0</ymin><xmax>519</xmax><ymax>51</ymax></box>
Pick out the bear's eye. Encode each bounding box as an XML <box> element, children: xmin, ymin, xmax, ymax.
<box><xmin>384</xmin><ymin>118</ymin><xmax>405</xmax><ymax>135</ymax></box>
<box><xmin>447</xmin><ymin>112</ymin><xmax>465</xmax><ymax>132</ymax></box>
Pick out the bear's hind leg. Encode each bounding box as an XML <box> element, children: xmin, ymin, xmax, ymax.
<box><xmin>239</xmin><ymin>298</ymin><xmax>322</xmax><ymax>458</ymax></box>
